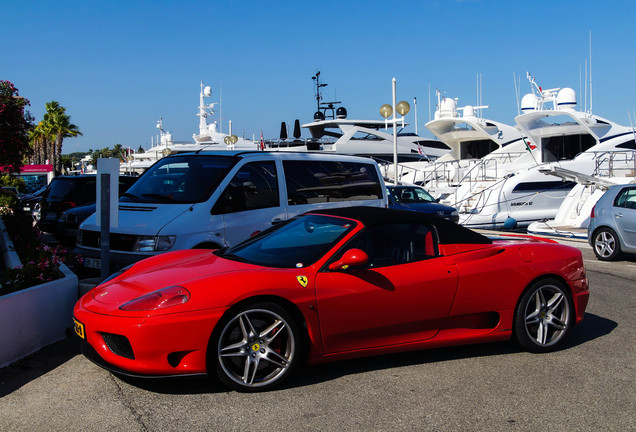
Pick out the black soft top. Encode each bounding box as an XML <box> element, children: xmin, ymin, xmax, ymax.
<box><xmin>310</xmin><ymin>206</ymin><xmax>492</xmax><ymax>245</ymax></box>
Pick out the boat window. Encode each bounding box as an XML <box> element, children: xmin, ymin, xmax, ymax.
<box><xmin>283</xmin><ymin>160</ymin><xmax>383</xmax><ymax>205</ymax></box>
<box><xmin>616</xmin><ymin>140</ymin><xmax>636</xmax><ymax>150</ymax></box>
<box><xmin>541</xmin><ymin>134</ymin><xmax>596</xmax><ymax>162</ymax></box>
<box><xmin>460</xmin><ymin>139</ymin><xmax>498</xmax><ymax>159</ymax></box>
<box><xmin>212</xmin><ymin>161</ymin><xmax>279</xmax><ymax>214</ymax></box>
<box><xmin>511</xmin><ymin>181</ymin><xmax>577</xmax><ymax>193</ymax></box>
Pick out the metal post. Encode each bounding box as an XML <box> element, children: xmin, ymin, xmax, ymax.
<box><xmin>100</xmin><ymin>173</ymin><xmax>111</xmax><ymax>281</ymax></box>
<box><xmin>392</xmin><ymin>78</ymin><xmax>398</xmax><ymax>186</ymax></box>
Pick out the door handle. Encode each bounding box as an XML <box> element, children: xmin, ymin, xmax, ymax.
<box><xmin>616</xmin><ymin>213</ymin><xmax>623</xmax><ymax>218</ymax></box>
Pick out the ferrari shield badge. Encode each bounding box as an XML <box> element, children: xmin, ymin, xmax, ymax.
<box><xmin>296</xmin><ymin>276</ymin><xmax>308</xmax><ymax>287</ymax></box>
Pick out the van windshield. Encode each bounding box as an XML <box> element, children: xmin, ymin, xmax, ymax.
<box><xmin>121</xmin><ymin>155</ymin><xmax>238</xmax><ymax>204</ymax></box>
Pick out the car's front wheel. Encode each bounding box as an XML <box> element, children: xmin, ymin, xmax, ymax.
<box><xmin>212</xmin><ymin>302</ymin><xmax>301</xmax><ymax>392</ymax></box>
<box><xmin>514</xmin><ymin>278</ymin><xmax>573</xmax><ymax>353</ymax></box>
<box><xmin>592</xmin><ymin>227</ymin><xmax>621</xmax><ymax>261</ymax></box>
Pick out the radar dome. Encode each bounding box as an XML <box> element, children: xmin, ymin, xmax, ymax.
<box><xmin>336</xmin><ymin>107</ymin><xmax>348</xmax><ymax>119</ymax></box>
<box><xmin>204</xmin><ymin>86</ymin><xmax>212</xmax><ymax>96</ymax></box>
<box><xmin>438</xmin><ymin>97</ymin><xmax>457</xmax><ymax>118</ymax></box>
<box><xmin>521</xmin><ymin>93</ymin><xmax>538</xmax><ymax>113</ymax></box>
<box><xmin>557</xmin><ymin>88</ymin><xmax>576</xmax><ymax>109</ymax></box>
<box><xmin>463</xmin><ymin>105</ymin><xmax>475</xmax><ymax>118</ymax></box>
<box><xmin>314</xmin><ymin>111</ymin><xmax>325</xmax><ymax>121</ymax></box>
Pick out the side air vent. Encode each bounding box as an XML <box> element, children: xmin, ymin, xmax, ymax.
<box><xmin>120</xmin><ymin>205</ymin><xmax>158</xmax><ymax>212</ymax></box>
<box><xmin>102</xmin><ymin>333</ymin><xmax>135</xmax><ymax>359</ymax></box>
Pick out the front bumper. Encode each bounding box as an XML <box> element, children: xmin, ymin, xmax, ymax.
<box><xmin>74</xmin><ymin>302</ymin><xmax>228</xmax><ymax>376</ymax></box>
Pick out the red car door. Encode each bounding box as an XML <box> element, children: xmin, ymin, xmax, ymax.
<box><xmin>315</xmin><ymin>222</ymin><xmax>459</xmax><ymax>354</ymax></box>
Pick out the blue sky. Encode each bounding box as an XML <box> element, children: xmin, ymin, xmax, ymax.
<box><xmin>3</xmin><ymin>0</ymin><xmax>635</xmax><ymax>153</ymax></box>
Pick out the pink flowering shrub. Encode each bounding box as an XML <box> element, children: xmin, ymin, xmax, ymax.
<box><xmin>1</xmin><ymin>213</ymin><xmax>79</xmax><ymax>294</ymax></box>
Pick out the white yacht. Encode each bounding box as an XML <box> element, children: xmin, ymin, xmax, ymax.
<box><xmin>269</xmin><ymin>72</ymin><xmax>450</xmax><ymax>164</ymax></box>
<box><xmin>457</xmin><ymin>75</ymin><xmax>636</xmax><ymax>229</ymax></box>
<box><xmin>121</xmin><ymin>83</ymin><xmax>259</xmax><ymax>174</ymax></box>
<box><xmin>389</xmin><ymin>90</ymin><xmax>531</xmax><ymax>191</ymax></box>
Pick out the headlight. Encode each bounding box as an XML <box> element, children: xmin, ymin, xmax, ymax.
<box><xmin>451</xmin><ymin>210</ymin><xmax>459</xmax><ymax>216</ymax></box>
<box><xmin>132</xmin><ymin>235</ymin><xmax>176</xmax><ymax>252</ymax></box>
<box><xmin>119</xmin><ymin>286</ymin><xmax>190</xmax><ymax>311</ymax></box>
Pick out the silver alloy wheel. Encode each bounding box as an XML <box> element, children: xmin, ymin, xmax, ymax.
<box><xmin>217</xmin><ymin>308</ymin><xmax>296</xmax><ymax>389</ymax></box>
<box><xmin>522</xmin><ymin>284</ymin><xmax>570</xmax><ymax>347</ymax></box>
<box><xmin>594</xmin><ymin>230</ymin><xmax>616</xmax><ymax>259</ymax></box>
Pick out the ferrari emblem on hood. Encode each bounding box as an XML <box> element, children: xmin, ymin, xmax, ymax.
<box><xmin>296</xmin><ymin>276</ymin><xmax>308</xmax><ymax>287</ymax></box>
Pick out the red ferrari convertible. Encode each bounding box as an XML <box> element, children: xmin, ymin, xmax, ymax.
<box><xmin>73</xmin><ymin>207</ymin><xmax>589</xmax><ymax>391</ymax></box>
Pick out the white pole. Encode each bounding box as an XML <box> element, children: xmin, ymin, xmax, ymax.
<box><xmin>589</xmin><ymin>31</ymin><xmax>593</xmax><ymax>114</ymax></box>
<box><xmin>414</xmin><ymin>97</ymin><xmax>418</xmax><ymax>135</ymax></box>
<box><xmin>393</xmin><ymin>78</ymin><xmax>398</xmax><ymax>186</ymax></box>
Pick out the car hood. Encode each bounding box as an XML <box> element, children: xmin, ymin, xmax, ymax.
<box><xmin>79</xmin><ymin>203</ymin><xmax>192</xmax><ymax>236</ymax></box>
<box><xmin>84</xmin><ymin>249</ymin><xmax>251</xmax><ymax>310</ymax></box>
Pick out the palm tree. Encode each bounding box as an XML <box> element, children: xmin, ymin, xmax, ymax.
<box><xmin>112</xmin><ymin>144</ymin><xmax>125</xmax><ymax>161</ymax></box>
<box><xmin>28</xmin><ymin>122</ymin><xmax>48</xmax><ymax>164</ymax></box>
<box><xmin>42</xmin><ymin>101</ymin><xmax>82</xmax><ymax>173</ymax></box>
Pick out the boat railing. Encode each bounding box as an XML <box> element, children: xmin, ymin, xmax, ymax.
<box><xmin>591</xmin><ymin>150</ymin><xmax>636</xmax><ymax>178</ymax></box>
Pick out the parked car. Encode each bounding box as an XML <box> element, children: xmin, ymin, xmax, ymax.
<box><xmin>588</xmin><ymin>184</ymin><xmax>636</xmax><ymax>261</ymax></box>
<box><xmin>39</xmin><ymin>175</ymin><xmax>137</xmax><ymax>235</ymax></box>
<box><xmin>73</xmin><ymin>206</ymin><xmax>589</xmax><ymax>392</ymax></box>
<box><xmin>55</xmin><ymin>177</ymin><xmax>139</xmax><ymax>246</ymax></box>
<box><xmin>387</xmin><ymin>185</ymin><xmax>459</xmax><ymax>222</ymax></box>
<box><xmin>18</xmin><ymin>186</ymin><xmax>48</xmax><ymax>220</ymax></box>
<box><xmin>75</xmin><ymin>151</ymin><xmax>388</xmax><ymax>273</ymax></box>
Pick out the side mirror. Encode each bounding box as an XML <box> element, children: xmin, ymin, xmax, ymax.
<box><xmin>328</xmin><ymin>248</ymin><xmax>369</xmax><ymax>271</ymax></box>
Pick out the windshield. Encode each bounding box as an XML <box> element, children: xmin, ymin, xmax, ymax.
<box><xmin>220</xmin><ymin>214</ymin><xmax>356</xmax><ymax>268</ymax></box>
<box><xmin>121</xmin><ymin>155</ymin><xmax>237</xmax><ymax>204</ymax></box>
<box><xmin>389</xmin><ymin>186</ymin><xmax>435</xmax><ymax>203</ymax></box>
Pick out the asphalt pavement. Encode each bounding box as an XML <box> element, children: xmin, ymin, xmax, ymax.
<box><xmin>0</xmin><ymin>238</ymin><xmax>634</xmax><ymax>431</ymax></box>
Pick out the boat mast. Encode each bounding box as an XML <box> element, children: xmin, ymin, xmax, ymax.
<box><xmin>312</xmin><ymin>71</ymin><xmax>341</xmax><ymax>119</ymax></box>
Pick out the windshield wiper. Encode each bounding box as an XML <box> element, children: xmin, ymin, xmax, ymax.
<box><xmin>141</xmin><ymin>193</ymin><xmax>178</xmax><ymax>203</ymax></box>
<box><xmin>121</xmin><ymin>192</ymin><xmax>139</xmax><ymax>200</ymax></box>
<box><xmin>221</xmin><ymin>253</ymin><xmax>250</xmax><ymax>263</ymax></box>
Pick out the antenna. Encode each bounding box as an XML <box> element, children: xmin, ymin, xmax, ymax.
<box><xmin>513</xmin><ymin>72</ymin><xmax>520</xmax><ymax>116</ymax></box>
<box><xmin>414</xmin><ymin>97</ymin><xmax>418</xmax><ymax>134</ymax></box>
<box><xmin>428</xmin><ymin>83</ymin><xmax>431</xmax><ymax>122</ymax></box>
<box><xmin>589</xmin><ymin>30</ymin><xmax>593</xmax><ymax>114</ymax></box>
<box><xmin>312</xmin><ymin>71</ymin><xmax>341</xmax><ymax>119</ymax></box>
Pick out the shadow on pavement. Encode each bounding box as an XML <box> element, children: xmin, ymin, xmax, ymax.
<box><xmin>0</xmin><ymin>312</ymin><xmax>616</xmax><ymax>396</ymax></box>
<box><xmin>0</xmin><ymin>336</ymin><xmax>81</xmax><ymax>398</ymax></box>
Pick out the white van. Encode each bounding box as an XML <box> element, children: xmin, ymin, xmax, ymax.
<box><xmin>76</xmin><ymin>151</ymin><xmax>388</xmax><ymax>272</ymax></box>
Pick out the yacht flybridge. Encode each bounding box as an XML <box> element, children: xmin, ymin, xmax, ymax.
<box><xmin>454</xmin><ymin>75</ymin><xmax>636</xmax><ymax>229</ymax></box>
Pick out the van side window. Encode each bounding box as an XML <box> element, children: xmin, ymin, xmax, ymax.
<box><xmin>213</xmin><ymin>161</ymin><xmax>279</xmax><ymax>214</ymax></box>
<box><xmin>283</xmin><ymin>160</ymin><xmax>383</xmax><ymax>205</ymax></box>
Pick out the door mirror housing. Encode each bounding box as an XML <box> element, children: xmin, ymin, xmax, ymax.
<box><xmin>328</xmin><ymin>248</ymin><xmax>369</xmax><ymax>271</ymax></box>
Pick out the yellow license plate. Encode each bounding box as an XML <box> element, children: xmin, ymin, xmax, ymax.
<box><xmin>73</xmin><ymin>318</ymin><xmax>85</xmax><ymax>339</ymax></box>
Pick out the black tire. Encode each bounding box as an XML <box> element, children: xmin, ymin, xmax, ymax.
<box><xmin>513</xmin><ymin>278</ymin><xmax>573</xmax><ymax>353</ymax></box>
<box><xmin>211</xmin><ymin>302</ymin><xmax>301</xmax><ymax>392</ymax></box>
<box><xmin>592</xmin><ymin>227</ymin><xmax>621</xmax><ymax>261</ymax></box>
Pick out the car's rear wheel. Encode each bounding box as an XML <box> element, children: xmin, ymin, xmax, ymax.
<box><xmin>514</xmin><ymin>278</ymin><xmax>573</xmax><ymax>353</ymax></box>
<box><xmin>592</xmin><ymin>227</ymin><xmax>621</xmax><ymax>261</ymax></box>
<box><xmin>213</xmin><ymin>302</ymin><xmax>300</xmax><ymax>392</ymax></box>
